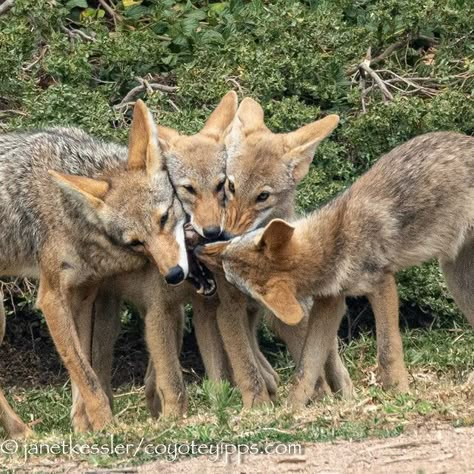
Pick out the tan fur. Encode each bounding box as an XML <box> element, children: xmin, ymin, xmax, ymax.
<box><xmin>0</xmin><ymin>291</ymin><xmax>32</xmax><ymax>438</ymax></box>
<box><xmin>201</xmin><ymin>131</ymin><xmax>474</xmax><ymax>405</ymax></box>
<box><xmin>200</xmin><ymin>98</ymin><xmax>350</xmax><ymax>407</ymax></box>
<box><xmin>72</xmin><ymin>94</ymin><xmax>238</xmax><ymax>430</ymax></box>
<box><xmin>0</xmin><ymin>101</ymin><xmax>189</xmax><ymax>434</ymax></box>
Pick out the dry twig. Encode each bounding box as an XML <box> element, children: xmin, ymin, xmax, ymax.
<box><xmin>114</xmin><ymin>77</ymin><xmax>178</xmax><ymax>110</ymax></box>
<box><xmin>61</xmin><ymin>24</ymin><xmax>96</xmax><ymax>43</ymax></box>
<box><xmin>0</xmin><ymin>0</ymin><xmax>14</xmax><ymax>16</ymax></box>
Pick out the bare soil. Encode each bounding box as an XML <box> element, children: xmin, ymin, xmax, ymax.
<box><xmin>13</xmin><ymin>425</ymin><xmax>474</xmax><ymax>473</ymax></box>
<box><xmin>137</xmin><ymin>424</ymin><xmax>474</xmax><ymax>474</ymax></box>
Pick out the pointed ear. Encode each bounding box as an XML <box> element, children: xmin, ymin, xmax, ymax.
<box><xmin>156</xmin><ymin>125</ymin><xmax>180</xmax><ymax>154</ymax></box>
<box><xmin>49</xmin><ymin>170</ymin><xmax>109</xmax><ymax>209</ymax></box>
<box><xmin>283</xmin><ymin>114</ymin><xmax>339</xmax><ymax>183</ymax></box>
<box><xmin>257</xmin><ymin>281</ymin><xmax>304</xmax><ymax>325</ymax></box>
<box><xmin>195</xmin><ymin>241</ymin><xmax>229</xmax><ymax>270</ymax></box>
<box><xmin>235</xmin><ymin>97</ymin><xmax>266</xmax><ymax>134</ymax></box>
<box><xmin>256</xmin><ymin>219</ymin><xmax>295</xmax><ymax>252</ymax></box>
<box><xmin>128</xmin><ymin>99</ymin><xmax>165</xmax><ymax>176</ymax></box>
<box><xmin>201</xmin><ymin>91</ymin><xmax>238</xmax><ymax>141</ymax></box>
<box><xmin>224</xmin><ymin>97</ymin><xmax>267</xmax><ymax>154</ymax></box>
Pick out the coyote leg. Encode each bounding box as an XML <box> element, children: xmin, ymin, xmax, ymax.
<box><xmin>324</xmin><ymin>338</ymin><xmax>353</xmax><ymax>398</ymax></box>
<box><xmin>0</xmin><ymin>293</ymin><xmax>31</xmax><ymax>438</ymax></box>
<box><xmin>289</xmin><ymin>296</ymin><xmax>346</xmax><ymax>408</ymax></box>
<box><xmin>0</xmin><ymin>390</ymin><xmax>32</xmax><ymax>439</ymax></box>
<box><xmin>71</xmin><ymin>286</ymin><xmax>122</xmax><ymax>431</ymax></box>
<box><xmin>368</xmin><ymin>274</ymin><xmax>409</xmax><ymax>392</ymax></box>
<box><xmin>215</xmin><ymin>276</ymin><xmax>270</xmax><ymax>408</ymax></box>
<box><xmin>144</xmin><ymin>360</ymin><xmax>161</xmax><ymax>418</ymax></box>
<box><xmin>37</xmin><ymin>275</ymin><xmax>112</xmax><ymax>431</ymax></box>
<box><xmin>246</xmin><ymin>305</ymin><xmax>279</xmax><ymax>400</ymax></box>
<box><xmin>441</xmin><ymin>236</ymin><xmax>474</xmax><ymax>384</ymax></box>
<box><xmin>145</xmin><ymin>298</ymin><xmax>186</xmax><ymax>418</ymax></box>
<box><xmin>192</xmin><ymin>293</ymin><xmax>232</xmax><ymax>381</ymax></box>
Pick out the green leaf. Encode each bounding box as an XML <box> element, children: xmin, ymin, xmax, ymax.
<box><xmin>65</xmin><ymin>0</ymin><xmax>88</xmax><ymax>9</ymax></box>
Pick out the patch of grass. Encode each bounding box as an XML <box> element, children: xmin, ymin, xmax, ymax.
<box><xmin>2</xmin><ymin>329</ymin><xmax>473</xmax><ymax>469</ymax></box>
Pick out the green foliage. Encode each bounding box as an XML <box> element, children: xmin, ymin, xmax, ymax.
<box><xmin>1</xmin><ymin>0</ymin><xmax>474</xmax><ymax>325</ymax></box>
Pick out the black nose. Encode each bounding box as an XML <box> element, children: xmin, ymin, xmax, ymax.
<box><xmin>165</xmin><ymin>265</ymin><xmax>185</xmax><ymax>285</ymax></box>
<box><xmin>203</xmin><ymin>226</ymin><xmax>222</xmax><ymax>240</ymax></box>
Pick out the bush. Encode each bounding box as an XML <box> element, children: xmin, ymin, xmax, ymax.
<box><xmin>1</xmin><ymin>0</ymin><xmax>473</xmax><ymax>327</ymax></box>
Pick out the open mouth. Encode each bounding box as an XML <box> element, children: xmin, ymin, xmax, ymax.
<box><xmin>185</xmin><ymin>223</ymin><xmax>217</xmax><ymax>297</ymax></box>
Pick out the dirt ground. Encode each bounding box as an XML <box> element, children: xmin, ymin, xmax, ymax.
<box><xmin>137</xmin><ymin>425</ymin><xmax>474</xmax><ymax>474</ymax></box>
<box><xmin>13</xmin><ymin>424</ymin><xmax>472</xmax><ymax>473</ymax></box>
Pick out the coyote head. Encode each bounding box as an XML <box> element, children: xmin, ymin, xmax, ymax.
<box><xmin>196</xmin><ymin>219</ymin><xmax>305</xmax><ymax>325</ymax></box>
<box><xmin>158</xmin><ymin>91</ymin><xmax>238</xmax><ymax>240</ymax></box>
<box><xmin>49</xmin><ymin>100</ymin><xmax>188</xmax><ymax>285</ymax></box>
<box><xmin>222</xmin><ymin>98</ymin><xmax>339</xmax><ymax>236</ymax></box>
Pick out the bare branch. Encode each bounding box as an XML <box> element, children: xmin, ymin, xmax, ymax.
<box><xmin>347</xmin><ymin>38</ymin><xmax>409</xmax><ymax>76</ymax></box>
<box><xmin>61</xmin><ymin>25</ymin><xmax>96</xmax><ymax>43</ymax></box>
<box><xmin>98</xmin><ymin>0</ymin><xmax>122</xmax><ymax>27</ymax></box>
<box><xmin>359</xmin><ymin>48</ymin><xmax>394</xmax><ymax>102</ymax></box>
<box><xmin>0</xmin><ymin>0</ymin><xmax>15</xmax><ymax>16</ymax></box>
<box><xmin>114</xmin><ymin>79</ymin><xmax>178</xmax><ymax>110</ymax></box>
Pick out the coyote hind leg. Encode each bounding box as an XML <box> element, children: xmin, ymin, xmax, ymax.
<box><xmin>441</xmin><ymin>236</ymin><xmax>474</xmax><ymax>383</ymax></box>
<box><xmin>0</xmin><ymin>291</ymin><xmax>32</xmax><ymax>438</ymax></box>
<box><xmin>368</xmin><ymin>274</ymin><xmax>409</xmax><ymax>392</ymax></box>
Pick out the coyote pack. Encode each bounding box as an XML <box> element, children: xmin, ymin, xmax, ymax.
<box><xmin>198</xmin><ymin>131</ymin><xmax>474</xmax><ymax>406</ymax></box>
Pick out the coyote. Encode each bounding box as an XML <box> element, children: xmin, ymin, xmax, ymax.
<box><xmin>205</xmin><ymin>97</ymin><xmax>353</xmax><ymax>405</ymax></box>
<box><xmin>0</xmin><ymin>100</ymin><xmax>188</xmax><ymax>434</ymax></box>
<box><xmin>198</xmin><ymin>131</ymin><xmax>474</xmax><ymax>406</ymax></box>
<box><xmin>72</xmin><ymin>92</ymin><xmax>239</xmax><ymax>428</ymax></box>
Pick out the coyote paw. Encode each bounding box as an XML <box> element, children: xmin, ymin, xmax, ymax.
<box><xmin>311</xmin><ymin>377</ymin><xmax>332</xmax><ymax>401</ymax></box>
<box><xmin>88</xmin><ymin>404</ymin><xmax>113</xmax><ymax>432</ymax></box>
<box><xmin>379</xmin><ymin>366</ymin><xmax>410</xmax><ymax>393</ymax></box>
<box><xmin>145</xmin><ymin>390</ymin><xmax>162</xmax><ymax>419</ymax></box>
<box><xmin>161</xmin><ymin>399</ymin><xmax>187</xmax><ymax>419</ymax></box>
<box><xmin>241</xmin><ymin>388</ymin><xmax>272</xmax><ymax>409</ymax></box>
<box><xmin>72</xmin><ymin>400</ymin><xmax>92</xmax><ymax>433</ymax></box>
<box><xmin>288</xmin><ymin>383</ymin><xmax>313</xmax><ymax>409</ymax></box>
<box><xmin>8</xmin><ymin>421</ymin><xmax>33</xmax><ymax>440</ymax></box>
<box><xmin>261</xmin><ymin>369</ymin><xmax>279</xmax><ymax>402</ymax></box>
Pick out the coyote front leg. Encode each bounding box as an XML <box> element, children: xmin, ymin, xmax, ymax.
<box><xmin>145</xmin><ymin>300</ymin><xmax>186</xmax><ymax>418</ymax></box>
<box><xmin>191</xmin><ymin>294</ymin><xmax>232</xmax><ymax>382</ymax></box>
<box><xmin>368</xmin><ymin>274</ymin><xmax>409</xmax><ymax>392</ymax></box>
<box><xmin>246</xmin><ymin>305</ymin><xmax>279</xmax><ymax>400</ymax></box>
<box><xmin>289</xmin><ymin>296</ymin><xmax>346</xmax><ymax>408</ymax></box>
<box><xmin>0</xmin><ymin>292</ymin><xmax>31</xmax><ymax>438</ymax></box>
<box><xmin>71</xmin><ymin>288</ymin><xmax>122</xmax><ymax>432</ymax></box>
<box><xmin>215</xmin><ymin>276</ymin><xmax>270</xmax><ymax>408</ymax></box>
<box><xmin>37</xmin><ymin>274</ymin><xmax>112</xmax><ymax>431</ymax></box>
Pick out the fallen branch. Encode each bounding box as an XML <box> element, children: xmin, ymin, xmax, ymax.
<box><xmin>0</xmin><ymin>0</ymin><xmax>14</xmax><ymax>16</ymax></box>
<box><xmin>22</xmin><ymin>45</ymin><xmax>48</xmax><ymax>72</ymax></box>
<box><xmin>61</xmin><ymin>24</ymin><xmax>96</xmax><ymax>43</ymax></box>
<box><xmin>359</xmin><ymin>48</ymin><xmax>394</xmax><ymax>102</ymax></box>
<box><xmin>114</xmin><ymin>77</ymin><xmax>177</xmax><ymax>110</ymax></box>
<box><xmin>98</xmin><ymin>0</ymin><xmax>122</xmax><ymax>27</ymax></box>
<box><xmin>347</xmin><ymin>38</ymin><xmax>408</xmax><ymax>76</ymax></box>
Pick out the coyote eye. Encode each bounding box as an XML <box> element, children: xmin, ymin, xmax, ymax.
<box><xmin>160</xmin><ymin>211</ymin><xmax>169</xmax><ymax>227</ymax></box>
<box><xmin>228</xmin><ymin>181</ymin><xmax>235</xmax><ymax>194</ymax></box>
<box><xmin>216</xmin><ymin>180</ymin><xmax>225</xmax><ymax>193</ymax></box>
<box><xmin>127</xmin><ymin>239</ymin><xmax>145</xmax><ymax>252</ymax></box>
<box><xmin>183</xmin><ymin>184</ymin><xmax>196</xmax><ymax>195</ymax></box>
<box><xmin>256</xmin><ymin>191</ymin><xmax>270</xmax><ymax>202</ymax></box>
